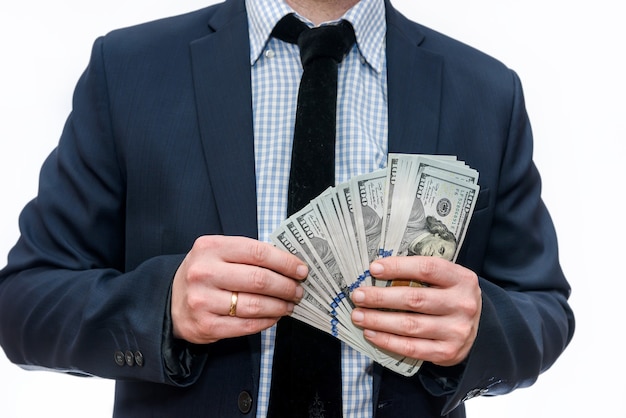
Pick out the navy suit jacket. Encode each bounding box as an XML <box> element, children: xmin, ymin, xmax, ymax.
<box><xmin>0</xmin><ymin>0</ymin><xmax>574</xmax><ymax>416</ymax></box>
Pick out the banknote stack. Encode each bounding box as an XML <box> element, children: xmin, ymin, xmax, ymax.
<box><xmin>271</xmin><ymin>153</ymin><xmax>479</xmax><ymax>376</ymax></box>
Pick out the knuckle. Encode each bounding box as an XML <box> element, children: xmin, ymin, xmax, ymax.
<box><xmin>465</xmin><ymin>270</ymin><xmax>479</xmax><ymax>284</ymax></box>
<box><xmin>192</xmin><ymin>316</ymin><xmax>218</xmax><ymax>342</ymax></box>
<box><xmin>449</xmin><ymin>348</ymin><xmax>466</xmax><ymax>365</ymax></box>
<box><xmin>249</xmin><ymin>268</ymin><xmax>270</xmax><ymax>291</ymax></box>
<box><xmin>459</xmin><ymin>298</ymin><xmax>479</xmax><ymax>318</ymax></box>
<box><xmin>194</xmin><ymin>235</ymin><xmax>219</xmax><ymax>251</ymax></box>
<box><xmin>433</xmin><ymin>343</ymin><xmax>456</xmax><ymax>364</ymax></box>
<box><xmin>245</xmin><ymin>294</ymin><xmax>263</xmax><ymax>316</ymax></box>
<box><xmin>374</xmin><ymin>330</ymin><xmax>390</xmax><ymax>346</ymax></box>
<box><xmin>186</xmin><ymin>293</ymin><xmax>205</xmax><ymax>312</ymax></box>
<box><xmin>364</xmin><ymin>311</ymin><xmax>381</xmax><ymax>329</ymax></box>
<box><xmin>185</xmin><ymin>263</ymin><xmax>208</xmax><ymax>283</ymax></box>
<box><xmin>436</xmin><ymin>332</ymin><xmax>467</xmax><ymax>365</ymax></box>
<box><xmin>404</xmin><ymin>290</ymin><xmax>425</xmax><ymax>311</ymax></box>
<box><xmin>400</xmin><ymin>315</ymin><xmax>421</xmax><ymax>336</ymax></box>
<box><xmin>400</xmin><ymin>338</ymin><xmax>420</xmax><ymax>359</ymax></box>
<box><xmin>280</xmin><ymin>252</ymin><xmax>298</xmax><ymax>272</ymax></box>
<box><xmin>371</xmin><ymin>289</ymin><xmax>385</xmax><ymax>305</ymax></box>
<box><xmin>417</xmin><ymin>256</ymin><xmax>439</xmax><ymax>277</ymax></box>
<box><xmin>383</xmin><ymin>256</ymin><xmax>403</xmax><ymax>278</ymax></box>
<box><xmin>249</xmin><ymin>241</ymin><xmax>270</xmax><ymax>264</ymax></box>
<box><xmin>241</xmin><ymin>318</ymin><xmax>262</xmax><ymax>335</ymax></box>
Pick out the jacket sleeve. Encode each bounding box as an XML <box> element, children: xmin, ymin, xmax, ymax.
<box><xmin>0</xmin><ymin>36</ymin><xmax>206</xmax><ymax>386</ymax></box>
<box><xmin>419</xmin><ymin>70</ymin><xmax>575</xmax><ymax>414</ymax></box>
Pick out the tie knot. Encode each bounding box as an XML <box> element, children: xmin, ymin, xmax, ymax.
<box><xmin>272</xmin><ymin>14</ymin><xmax>356</xmax><ymax>66</ymax></box>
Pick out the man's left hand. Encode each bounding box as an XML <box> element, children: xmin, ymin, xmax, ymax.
<box><xmin>350</xmin><ymin>256</ymin><xmax>481</xmax><ymax>367</ymax></box>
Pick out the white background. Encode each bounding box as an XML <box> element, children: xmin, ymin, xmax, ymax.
<box><xmin>0</xmin><ymin>1</ymin><xmax>623</xmax><ymax>417</ymax></box>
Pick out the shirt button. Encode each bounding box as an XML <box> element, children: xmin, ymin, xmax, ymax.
<box><xmin>125</xmin><ymin>350</ymin><xmax>135</xmax><ymax>367</ymax></box>
<box><xmin>114</xmin><ymin>351</ymin><xmax>125</xmax><ymax>366</ymax></box>
<box><xmin>265</xmin><ymin>49</ymin><xmax>275</xmax><ymax>59</ymax></box>
<box><xmin>237</xmin><ymin>391</ymin><xmax>253</xmax><ymax>414</ymax></box>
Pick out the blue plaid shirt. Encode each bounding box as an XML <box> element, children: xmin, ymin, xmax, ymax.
<box><xmin>247</xmin><ymin>0</ymin><xmax>388</xmax><ymax>416</ymax></box>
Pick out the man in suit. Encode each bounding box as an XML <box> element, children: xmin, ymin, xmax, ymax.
<box><xmin>0</xmin><ymin>0</ymin><xmax>574</xmax><ymax>416</ymax></box>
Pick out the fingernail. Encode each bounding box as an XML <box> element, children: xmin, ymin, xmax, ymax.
<box><xmin>296</xmin><ymin>264</ymin><xmax>308</xmax><ymax>278</ymax></box>
<box><xmin>352</xmin><ymin>289</ymin><xmax>365</xmax><ymax>303</ymax></box>
<box><xmin>370</xmin><ymin>262</ymin><xmax>383</xmax><ymax>275</ymax></box>
<box><xmin>352</xmin><ymin>310</ymin><xmax>364</xmax><ymax>322</ymax></box>
<box><xmin>295</xmin><ymin>285</ymin><xmax>304</xmax><ymax>301</ymax></box>
<box><xmin>287</xmin><ymin>302</ymin><xmax>294</xmax><ymax>314</ymax></box>
<box><xmin>364</xmin><ymin>329</ymin><xmax>377</xmax><ymax>338</ymax></box>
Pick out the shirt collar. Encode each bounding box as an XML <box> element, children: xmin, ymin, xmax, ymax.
<box><xmin>246</xmin><ymin>0</ymin><xmax>386</xmax><ymax>73</ymax></box>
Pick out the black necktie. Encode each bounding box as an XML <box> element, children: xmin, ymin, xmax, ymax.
<box><xmin>267</xmin><ymin>14</ymin><xmax>356</xmax><ymax>418</ymax></box>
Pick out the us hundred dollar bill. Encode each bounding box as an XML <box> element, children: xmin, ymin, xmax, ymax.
<box><xmin>350</xmin><ymin>169</ymin><xmax>387</xmax><ymax>265</ymax></box>
<box><xmin>376</xmin><ymin>162</ymin><xmax>479</xmax><ymax>287</ymax></box>
<box><xmin>271</xmin><ymin>153</ymin><xmax>480</xmax><ymax>377</ymax></box>
<box><xmin>410</xmin><ymin>167</ymin><xmax>478</xmax><ymax>261</ymax></box>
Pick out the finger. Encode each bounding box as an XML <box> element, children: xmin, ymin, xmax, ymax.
<box><xmin>223</xmin><ymin>291</ymin><xmax>295</xmax><ymax>319</ymax></box>
<box><xmin>358</xmin><ymin>327</ymin><xmax>468</xmax><ymax>367</ymax></box>
<box><xmin>351</xmin><ymin>286</ymin><xmax>453</xmax><ymax>315</ymax></box>
<box><xmin>351</xmin><ymin>307</ymin><xmax>448</xmax><ymax>340</ymax></box>
<box><xmin>369</xmin><ymin>256</ymin><xmax>469</xmax><ymax>288</ymax></box>
<box><xmin>210</xmin><ymin>262</ymin><xmax>305</xmax><ymax>303</ymax></box>
<box><xmin>196</xmin><ymin>235</ymin><xmax>308</xmax><ymax>280</ymax></box>
<box><xmin>175</xmin><ymin>288</ymin><xmax>290</xmax><ymax>344</ymax></box>
<box><xmin>185</xmin><ymin>286</ymin><xmax>296</xmax><ymax>318</ymax></box>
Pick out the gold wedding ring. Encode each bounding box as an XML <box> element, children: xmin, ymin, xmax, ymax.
<box><xmin>228</xmin><ymin>291</ymin><xmax>239</xmax><ymax>317</ymax></box>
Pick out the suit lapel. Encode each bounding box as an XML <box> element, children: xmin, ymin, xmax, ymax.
<box><xmin>385</xmin><ymin>1</ymin><xmax>443</xmax><ymax>156</ymax></box>
<box><xmin>189</xmin><ymin>1</ymin><xmax>262</xmax><ymax>399</ymax></box>
<box><xmin>190</xmin><ymin>0</ymin><xmax>258</xmax><ymax>240</ymax></box>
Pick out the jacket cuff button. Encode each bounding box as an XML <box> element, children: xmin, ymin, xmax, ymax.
<box><xmin>125</xmin><ymin>350</ymin><xmax>135</xmax><ymax>366</ymax></box>
<box><xmin>114</xmin><ymin>351</ymin><xmax>125</xmax><ymax>366</ymax></box>
<box><xmin>134</xmin><ymin>351</ymin><xmax>144</xmax><ymax>367</ymax></box>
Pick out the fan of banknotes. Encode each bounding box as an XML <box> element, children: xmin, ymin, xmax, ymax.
<box><xmin>271</xmin><ymin>153</ymin><xmax>480</xmax><ymax>376</ymax></box>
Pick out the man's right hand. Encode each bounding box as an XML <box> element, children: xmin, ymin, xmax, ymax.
<box><xmin>171</xmin><ymin>235</ymin><xmax>308</xmax><ymax>344</ymax></box>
